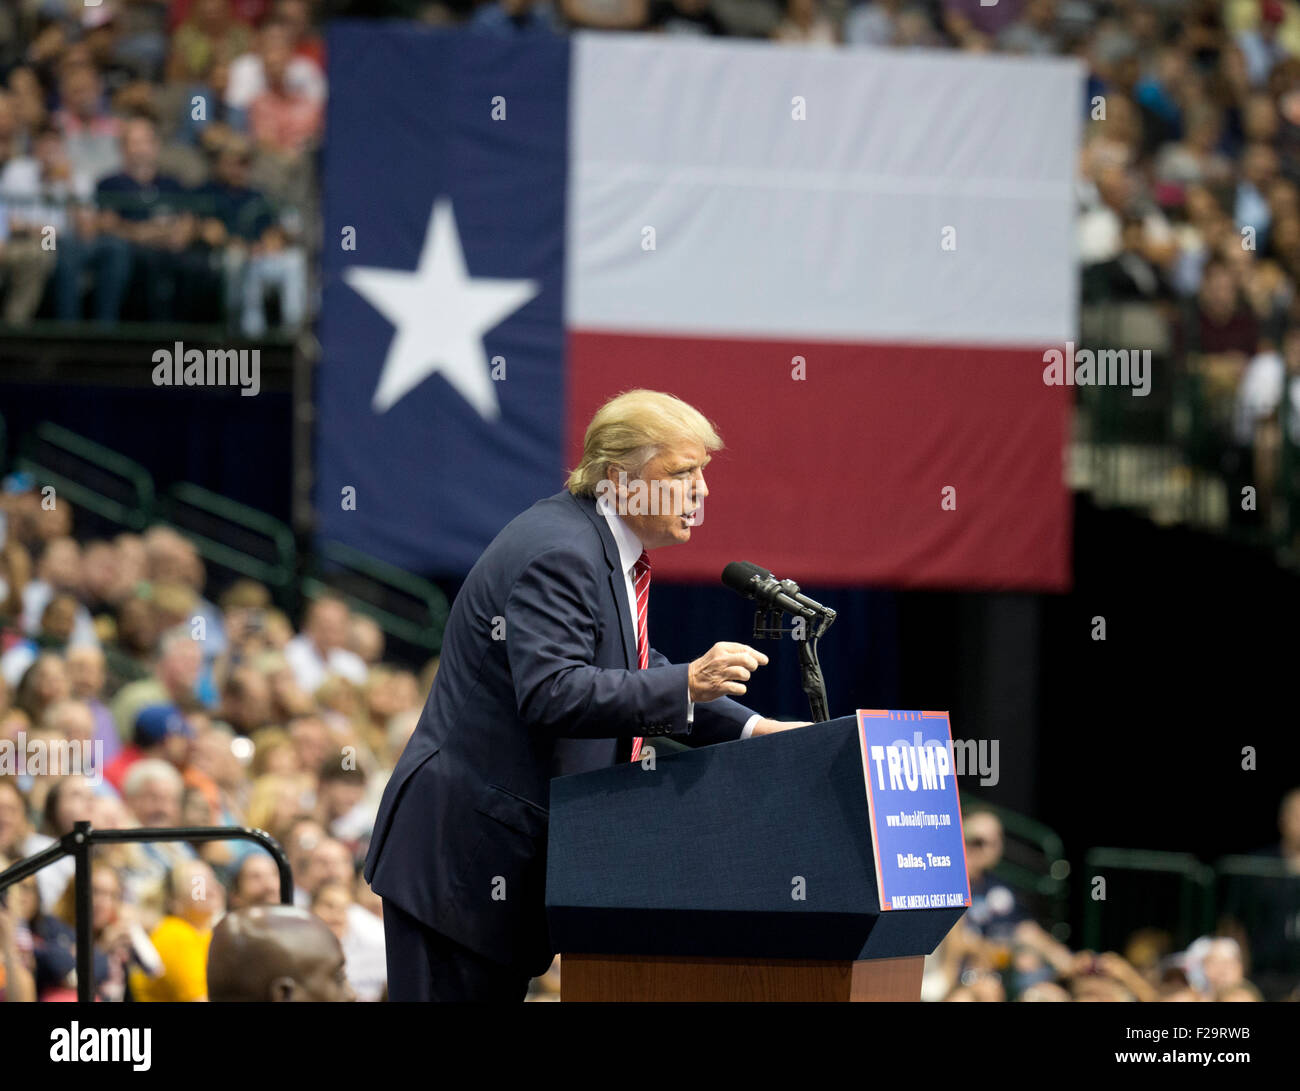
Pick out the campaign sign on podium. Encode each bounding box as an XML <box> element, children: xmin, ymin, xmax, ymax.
<box><xmin>857</xmin><ymin>710</ymin><xmax>973</xmax><ymax>912</ymax></box>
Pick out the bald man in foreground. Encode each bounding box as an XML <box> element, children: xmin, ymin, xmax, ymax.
<box><xmin>207</xmin><ymin>907</ymin><xmax>356</xmax><ymax>1002</ymax></box>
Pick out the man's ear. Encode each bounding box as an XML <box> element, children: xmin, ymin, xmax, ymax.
<box><xmin>269</xmin><ymin>976</ymin><xmax>299</xmax><ymax>1002</ymax></box>
<box><xmin>595</xmin><ymin>465</ymin><xmax>624</xmax><ymax>512</ymax></box>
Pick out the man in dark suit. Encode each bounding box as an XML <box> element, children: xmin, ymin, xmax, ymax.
<box><xmin>364</xmin><ymin>389</ymin><xmax>805</xmax><ymax>1001</ymax></box>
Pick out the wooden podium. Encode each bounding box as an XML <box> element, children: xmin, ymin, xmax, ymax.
<box><xmin>546</xmin><ymin>717</ymin><xmax>963</xmax><ymax>1002</ymax></box>
<box><xmin>560</xmin><ymin>952</ymin><xmax>923</xmax><ymax>1002</ymax></box>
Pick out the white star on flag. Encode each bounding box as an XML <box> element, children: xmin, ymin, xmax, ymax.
<box><xmin>343</xmin><ymin>197</ymin><xmax>539</xmax><ymax>418</ymax></box>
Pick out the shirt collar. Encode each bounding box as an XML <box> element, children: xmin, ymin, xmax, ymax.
<box><xmin>597</xmin><ymin>495</ymin><xmax>646</xmax><ymax>577</ymax></box>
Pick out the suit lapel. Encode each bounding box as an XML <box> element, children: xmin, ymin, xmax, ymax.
<box><xmin>566</xmin><ymin>491</ymin><xmax>637</xmax><ymax>670</ymax></box>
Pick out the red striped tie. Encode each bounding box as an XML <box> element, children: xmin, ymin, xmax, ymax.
<box><xmin>630</xmin><ymin>549</ymin><xmax>651</xmax><ymax>762</ymax></box>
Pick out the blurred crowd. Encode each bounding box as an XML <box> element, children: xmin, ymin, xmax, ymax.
<box><xmin>0</xmin><ymin>478</ymin><xmax>445</xmax><ymax>1001</ymax></box>
<box><xmin>0</xmin><ymin>0</ymin><xmax>319</xmax><ymax>333</ymax></box>
<box><xmin>927</xmin><ymin>802</ymin><xmax>1300</xmax><ymax>1002</ymax></box>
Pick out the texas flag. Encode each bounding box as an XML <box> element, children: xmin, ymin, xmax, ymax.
<box><xmin>317</xmin><ymin>24</ymin><xmax>1081</xmax><ymax>590</ymax></box>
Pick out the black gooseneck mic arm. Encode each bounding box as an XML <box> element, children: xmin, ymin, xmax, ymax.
<box><xmin>721</xmin><ymin>561</ymin><xmax>835</xmax><ymax>723</ymax></box>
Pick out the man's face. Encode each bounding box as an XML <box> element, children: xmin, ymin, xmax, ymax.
<box><xmin>309</xmin><ymin>603</ymin><xmax>348</xmax><ymax>653</ymax></box>
<box><xmin>122</xmin><ymin>120</ymin><xmax>159</xmax><ymax>172</ymax></box>
<box><xmin>51</xmin><ymin>703</ymin><xmax>95</xmax><ymax>746</ymax></box>
<box><xmin>67</xmin><ymin>648</ymin><xmax>106</xmax><ymax>698</ymax></box>
<box><xmin>161</xmin><ymin>640</ymin><xmax>202</xmax><ymax>692</ymax></box>
<box><xmin>964</xmin><ymin>814</ymin><xmax>1003</xmax><ymax>878</ymax></box>
<box><xmin>297</xmin><ymin>941</ymin><xmax>355</xmax><ymax>1002</ymax></box>
<box><xmin>304</xmin><ymin>839</ymin><xmax>354</xmax><ymax>893</ymax></box>
<box><xmin>62</xmin><ymin>68</ymin><xmax>99</xmax><ymax>117</ymax></box>
<box><xmin>41</xmin><ymin>596</ymin><xmax>78</xmax><ymax>642</ymax></box>
<box><xmin>234</xmin><ymin>854</ymin><xmax>282</xmax><ymax>908</ymax></box>
<box><xmin>312</xmin><ymin>882</ymin><xmax>351</xmax><ymax>942</ymax></box>
<box><xmin>606</xmin><ymin>440</ymin><xmax>710</xmax><ymax>550</ymax></box>
<box><xmin>54</xmin><ymin>778</ymin><xmax>95</xmax><ymax>832</ymax></box>
<box><xmin>129</xmin><ymin>777</ymin><xmax>181</xmax><ymax>827</ymax></box>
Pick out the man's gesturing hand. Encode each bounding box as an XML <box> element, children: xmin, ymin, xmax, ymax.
<box><xmin>688</xmin><ymin>642</ymin><xmax>769</xmax><ymax>701</ymax></box>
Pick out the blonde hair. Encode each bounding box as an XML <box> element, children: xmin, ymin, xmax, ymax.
<box><xmin>566</xmin><ymin>390</ymin><xmax>722</xmax><ymax>497</ymax></box>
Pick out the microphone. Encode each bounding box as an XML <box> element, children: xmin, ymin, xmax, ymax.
<box><xmin>721</xmin><ymin>561</ymin><xmax>832</xmax><ymax>621</ymax></box>
<box><xmin>741</xmin><ymin>561</ymin><xmax>835</xmax><ymax>620</ymax></box>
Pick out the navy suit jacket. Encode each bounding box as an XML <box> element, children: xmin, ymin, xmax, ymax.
<box><xmin>363</xmin><ymin>489</ymin><xmax>756</xmax><ymax>973</ymax></box>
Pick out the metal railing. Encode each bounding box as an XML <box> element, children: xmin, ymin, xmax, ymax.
<box><xmin>1081</xmin><ymin>847</ymin><xmax>1216</xmax><ymax>952</ymax></box>
<box><xmin>1074</xmin><ymin>301</ymin><xmax>1300</xmax><ymax>565</ymax></box>
<box><xmin>0</xmin><ymin>821</ymin><xmax>292</xmax><ymax>1003</ymax></box>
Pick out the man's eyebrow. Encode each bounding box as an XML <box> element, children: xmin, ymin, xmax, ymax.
<box><xmin>666</xmin><ymin>455</ymin><xmax>711</xmax><ymax>472</ymax></box>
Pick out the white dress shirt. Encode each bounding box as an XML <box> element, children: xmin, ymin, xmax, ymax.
<box><xmin>597</xmin><ymin>496</ymin><xmax>758</xmax><ymax>740</ymax></box>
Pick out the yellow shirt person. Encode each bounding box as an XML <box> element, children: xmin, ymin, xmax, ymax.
<box><xmin>129</xmin><ymin>915</ymin><xmax>213</xmax><ymax>1002</ymax></box>
<box><xmin>129</xmin><ymin>859</ymin><xmax>224</xmax><ymax>1002</ymax></box>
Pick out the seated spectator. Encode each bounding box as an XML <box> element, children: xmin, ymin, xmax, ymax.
<box><xmin>128</xmin><ymin>857</ymin><xmax>224</xmax><ymax>1001</ymax></box>
<box><xmin>167</xmin><ymin>0</ymin><xmax>254</xmax><ymax>87</ymax></box>
<box><xmin>14</xmin><ymin>653</ymin><xmax>71</xmax><ymax>727</ymax></box>
<box><xmin>102</xmin><ymin>594</ymin><xmax>159</xmax><ymax>693</ymax></box>
<box><xmin>276</xmin><ymin>0</ymin><xmax>325</xmax><ymax>69</ymax></box>
<box><xmin>962</xmin><ymin>809</ymin><xmax>1026</xmax><ymax>942</ymax></box>
<box><xmin>997</xmin><ymin>0</ymin><xmax>1059</xmax><ymax>56</ymax></box>
<box><xmin>53</xmin><ymin>62</ymin><xmax>122</xmax><ymax>185</ymax></box>
<box><xmin>310</xmin><ymin>877</ymin><xmax>383</xmax><ymax>1000</ymax></box>
<box><xmin>348</xmin><ymin>615</ymin><xmax>384</xmax><ymax>667</ymax></box>
<box><xmin>66</xmin><ymin>644</ymin><xmax>122</xmax><ymax>764</ymax></box>
<box><xmin>207</xmin><ymin>904</ymin><xmax>354</xmax><ymax>1001</ymax></box>
<box><xmin>1</xmin><ymin>593</ymin><xmax>81</xmax><ymax>687</ymax></box>
<box><xmin>143</xmin><ymin>527</ymin><xmax>225</xmax><ymax>663</ymax></box>
<box><xmin>299</xmin><ymin>835</ymin><xmax>386</xmax><ymax>1001</ymax></box>
<box><xmin>77</xmin><ymin>113</ymin><xmax>199</xmax><ymax>322</ymax></box>
<box><xmin>197</xmin><ymin>134</ymin><xmax>305</xmax><ymax>336</ymax></box>
<box><xmin>218</xmin><ymin>665</ymin><xmax>275</xmax><ymax>735</ymax></box>
<box><xmin>470</xmin><ymin>0</ymin><xmax>563</xmax><ymax>34</ymax></box>
<box><xmin>247</xmin><ymin>29</ymin><xmax>323</xmax><ymax>159</ymax></box>
<box><xmin>0</xmin><ymin>776</ymin><xmax>51</xmax><ymax>874</ymax></box>
<box><xmin>1180</xmin><ymin>257</ymin><xmax>1260</xmax><ymax>398</ymax></box>
<box><xmin>105</xmin><ymin>703</ymin><xmax>195</xmax><ymax>792</ymax></box>
<box><xmin>316</xmin><ymin>761</ymin><xmax>369</xmax><ymax>851</ymax></box>
<box><xmin>27</xmin><ymin>774</ymin><xmax>96</xmax><ymax>912</ymax></box>
<box><xmin>79</xmin><ymin>539</ymin><xmax>132</xmax><ymax>615</ymax></box>
<box><xmin>0</xmin><ymin>125</ymin><xmax>73</xmax><ymax>323</ymax></box>
<box><xmin>225</xmin><ymin>18</ymin><xmax>325</xmax><ymax>116</ymax></box>
<box><xmin>648</xmin><ymin>0</ymin><xmax>724</xmax><ymax>35</ymax></box>
<box><xmin>843</xmin><ymin>0</ymin><xmax>903</xmax><ymax>47</ymax></box>
<box><xmin>50</xmin><ymin>856</ymin><xmax>153</xmax><ymax>1002</ymax></box>
<box><xmin>119</xmin><ymin>758</ymin><xmax>199</xmax><ymax>888</ymax></box>
<box><xmin>229</xmin><ymin>850</ymin><xmax>283</xmax><ymax>909</ymax></box>
<box><xmin>1236</xmin><ymin>0</ymin><xmax>1288</xmax><ymax>89</ymax></box>
<box><xmin>3</xmin><ymin>867</ymin><xmax>85</xmax><ymax>1000</ymax></box>
<box><xmin>560</xmin><ymin>0</ymin><xmax>648</xmax><ymax>29</ymax></box>
<box><xmin>21</xmin><ymin>537</ymin><xmax>99</xmax><ymax>648</ymax></box>
<box><xmin>110</xmin><ymin>629</ymin><xmax>204</xmax><ymax>742</ymax></box>
<box><xmin>8</xmin><ymin>68</ymin><xmax>48</xmax><ymax>138</ymax></box>
<box><xmin>941</xmin><ymin>0</ymin><xmax>1024</xmax><ymax>50</ymax></box>
<box><xmin>0</xmin><ymin>854</ymin><xmax>37</xmax><ymax>1001</ymax></box>
<box><xmin>772</xmin><ymin>0</ymin><xmax>837</xmax><ymax>44</ymax></box>
<box><xmin>284</xmin><ymin>595</ymin><xmax>368</xmax><ymax>695</ymax></box>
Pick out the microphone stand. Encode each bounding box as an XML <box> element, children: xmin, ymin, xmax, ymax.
<box><xmin>752</xmin><ymin>605</ymin><xmax>836</xmax><ymax>723</ymax></box>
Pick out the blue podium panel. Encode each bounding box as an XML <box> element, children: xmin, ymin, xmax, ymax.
<box><xmin>545</xmin><ymin>716</ymin><xmax>966</xmax><ymax>960</ymax></box>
